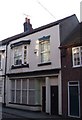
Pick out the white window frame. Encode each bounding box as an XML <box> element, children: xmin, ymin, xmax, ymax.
<box><xmin>14</xmin><ymin>47</ymin><xmax>22</xmax><ymax>66</ymax></box>
<box><xmin>39</xmin><ymin>40</ymin><xmax>50</xmax><ymax>63</ymax></box>
<box><xmin>13</xmin><ymin>45</ymin><xmax>28</xmax><ymax>66</ymax></box>
<box><xmin>72</xmin><ymin>46</ymin><xmax>82</xmax><ymax>67</ymax></box>
<box><xmin>0</xmin><ymin>80</ymin><xmax>3</xmax><ymax>96</ymax></box>
<box><xmin>11</xmin><ymin>79</ymin><xmax>28</xmax><ymax>104</ymax></box>
<box><xmin>10</xmin><ymin>79</ymin><xmax>40</xmax><ymax>105</ymax></box>
<box><xmin>23</xmin><ymin>45</ymin><xmax>28</xmax><ymax>64</ymax></box>
<box><xmin>68</xmin><ymin>81</ymin><xmax>80</xmax><ymax>118</ymax></box>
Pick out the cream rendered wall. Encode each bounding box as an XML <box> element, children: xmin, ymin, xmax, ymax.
<box><xmin>46</xmin><ymin>72</ymin><xmax>62</xmax><ymax>115</ymax></box>
<box><xmin>7</xmin><ymin>25</ymin><xmax>61</xmax><ymax>74</ymax></box>
<box><xmin>0</xmin><ymin>45</ymin><xmax>6</xmax><ymax>75</ymax></box>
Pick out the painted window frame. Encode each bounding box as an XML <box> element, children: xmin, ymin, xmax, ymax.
<box><xmin>39</xmin><ymin>35</ymin><xmax>50</xmax><ymax>64</ymax></box>
<box><xmin>10</xmin><ymin>79</ymin><xmax>40</xmax><ymax>105</ymax></box>
<box><xmin>68</xmin><ymin>81</ymin><xmax>80</xmax><ymax>118</ymax></box>
<box><xmin>13</xmin><ymin>45</ymin><xmax>28</xmax><ymax>66</ymax></box>
<box><xmin>72</xmin><ymin>46</ymin><xmax>82</xmax><ymax>67</ymax></box>
<box><xmin>0</xmin><ymin>80</ymin><xmax>3</xmax><ymax>96</ymax></box>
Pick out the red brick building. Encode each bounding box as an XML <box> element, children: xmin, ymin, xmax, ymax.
<box><xmin>60</xmin><ymin>23</ymin><xmax>82</xmax><ymax>119</ymax></box>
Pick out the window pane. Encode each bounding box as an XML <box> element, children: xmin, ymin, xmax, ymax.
<box><xmin>16</xmin><ymin>80</ymin><xmax>21</xmax><ymax>89</ymax></box>
<box><xmin>29</xmin><ymin>79</ymin><xmax>35</xmax><ymax>105</ymax></box>
<box><xmin>73</xmin><ymin>47</ymin><xmax>80</xmax><ymax>66</ymax></box>
<box><xmin>11</xmin><ymin>80</ymin><xmax>15</xmax><ymax>89</ymax></box>
<box><xmin>28</xmin><ymin>90</ymin><xmax>35</xmax><ymax>105</ymax></box>
<box><xmin>24</xmin><ymin>45</ymin><xmax>27</xmax><ymax>64</ymax></box>
<box><xmin>11</xmin><ymin>90</ymin><xmax>15</xmax><ymax>103</ymax></box>
<box><xmin>41</xmin><ymin>43</ymin><xmax>44</xmax><ymax>51</ymax></box>
<box><xmin>0</xmin><ymin>80</ymin><xmax>3</xmax><ymax>95</ymax></box>
<box><xmin>16</xmin><ymin>90</ymin><xmax>21</xmax><ymax>103</ymax></box>
<box><xmin>41</xmin><ymin>52</ymin><xmax>50</xmax><ymax>63</ymax></box>
<box><xmin>22</xmin><ymin>79</ymin><xmax>27</xmax><ymax>89</ymax></box>
<box><xmin>40</xmin><ymin>40</ymin><xmax>50</xmax><ymax>63</ymax></box>
<box><xmin>14</xmin><ymin>47</ymin><xmax>22</xmax><ymax>65</ymax></box>
<box><xmin>35</xmin><ymin>90</ymin><xmax>40</xmax><ymax>104</ymax></box>
<box><xmin>22</xmin><ymin>90</ymin><xmax>27</xmax><ymax>104</ymax></box>
<box><xmin>29</xmin><ymin>79</ymin><xmax>35</xmax><ymax>89</ymax></box>
<box><xmin>24</xmin><ymin>50</ymin><xmax>27</xmax><ymax>64</ymax></box>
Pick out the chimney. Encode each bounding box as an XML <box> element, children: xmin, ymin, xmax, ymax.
<box><xmin>23</xmin><ymin>17</ymin><xmax>33</xmax><ymax>32</ymax></box>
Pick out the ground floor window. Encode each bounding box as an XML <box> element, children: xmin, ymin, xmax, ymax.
<box><xmin>10</xmin><ymin>79</ymin><xmax>40</xmax><ymax>105</ymax></box>
<box><xmin>68</xmin><ymin>81</ymin><xmax>80</xmax><ymax>117</ymax></box>
<box><xmin>0</xmin><ymin>80</ymin><xmax>3</xmax><ymax>96</ymax></box>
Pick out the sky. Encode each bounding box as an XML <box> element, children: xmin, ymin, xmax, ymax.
<box><xmin>0</xmin><ymin>0</ymin><xmax>81</xmax><ymax>40</ymax></box>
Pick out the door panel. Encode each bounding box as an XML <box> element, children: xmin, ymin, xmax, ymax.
<box><xmin>51</xmin><ymin>86</ymin><xmax>58</xmax><ymax>115</ymax></box>
<box><xmin>42</xmin><ymin>86</ymin><xmax>46</xmax><ymax>112</ymax></box>
<box><xmin>69</xmin><ymin>86</ymin><xmax>80</xmax><ymax>117</ymax></box>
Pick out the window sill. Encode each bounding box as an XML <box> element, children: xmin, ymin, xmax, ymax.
<box><xmin>11</xmin><ymin>64</ymin><xmax>29</xmax><ymax>69</ymax></box>
<box><xmin>9</xmin><ymin>102</ymin><xmax>41</xmax><ymax>107</ymax></box>
<box><xmin>38</xmin><ymin>62</ymin><xmax>51</xmax><ymax>66</ymax></box>
<box><xmin>72</xmin><ymin>65</ymin><xmax>82</xmax><ymax>68</ymax></box>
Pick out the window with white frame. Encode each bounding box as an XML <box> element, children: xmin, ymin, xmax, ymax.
<box><xmin>24</xmin><ymin>45</ymin><xmax>27</xmax><ymax>64</ymax></box>
<box><xmin>39</xmin><ymin>37</ymin><xmax>50</xmax><ymax>63</ymax></box>
<box><xmin>14</xmin><ymin>47</ymin><xmax>22</xmax><ymax>65</ymax></box>
<box><xmin>11</xmin><ymin>80</ymin><xmax>15</xmax><ymax>103</ymax></box>
<box><xmin>14</xmin><ymin>45</ymin><xmax>28</xmax><ymax>66</ymax></box>
<box><xmin>22</xmin><ymin>79</ymin><xmax>27</xmax><ymax>104</ymax></box>
<box><xmin>0</xmin><ymin>80</ymin><xmax>3</xmax><ymax>96</ymax></box>
<box><xmin>72</xmin><ymin>46</ymin><xmax>82</xmax><ymax>67</ymax></box>
<box><xmin>16</xmin><ymin>79</ymin><xmax>21</xmax><ymax>103</ymax></box>
<box><xmin>10</xmin><ymin>79</ymin><xmax>40</xmax><ymax>105</ymax></box>
<box><xmin>28</xmin><ymin>79</ymin><xmax>35</xmax><ymax>105</ymax></box>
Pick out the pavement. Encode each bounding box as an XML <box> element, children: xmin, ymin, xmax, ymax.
<box><xmin>1</xmin><ymin>106</ymin><xmax>81</xmax><ymax>120</ymax></box>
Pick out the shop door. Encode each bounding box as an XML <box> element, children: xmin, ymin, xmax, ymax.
<box><xmin>69</xmin><ymin>85</ymin><xmax>80</xmax><ymax>117</ymax></box>
<box><xmin>51</xmin><ymin>86</ymin><xmax>58</xmax><ymax>115</ymax></box>
<box><xmin>42</xmin><ymin>86</ymin><xmax>46</xmax><ymax>112</ymax></box>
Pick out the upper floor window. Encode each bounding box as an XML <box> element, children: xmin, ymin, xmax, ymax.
<box><xmin>72</xmin><ymin>46</ymin><xmax>82</xmax><ymax>67</ymax></box>
<box><xmin>39</xmin><ymin>36</ymin><xmax>50</xmax><ymax>63</ymax></box>
<box><xmin>14</xmin><ymin>47</ymin><xmax>22</xmax><ymax>65</ymax></box>
<box><xmin>14</xmin><ymin>45</ymin><xmax>28</xmax><ymax>66</ymax></box>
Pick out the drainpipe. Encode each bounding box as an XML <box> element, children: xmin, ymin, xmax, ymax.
<box><xmin>4</xmin><ymin>43</ymin><xmax>8</xmax><ymax>105</ymax></box>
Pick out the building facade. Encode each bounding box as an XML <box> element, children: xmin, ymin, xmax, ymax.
<box><xmin>0</xmin><ymin>43</ymin><xmax>6</xmax><ymax>103</ymax></box>
<box><xmin>0</xmin><ymin>14</ymin><xmax>79</xmax><ymax>116</ymax></box>
<box><xmin>6</xmin><ymin>23</ymin><xmax>62</xmax><ymax>115</ymax></box>
<box><xmin>60</xmin><ymin>23</ymin><xmax>82</xmax><ymax>119</ymax></box>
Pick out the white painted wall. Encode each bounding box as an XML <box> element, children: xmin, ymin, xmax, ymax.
<box><xmin>7</xmin><ymin>25</ymin><xmax>61</xmax><ymax>74</ymax></box>
<box><xmin>0</xmin><ymin>45</ymin><xmax>6</xmax><ymax>103</ymax></box>
<box><xmin>0</xmin><ymin>45</ymin><xmax>6</xmax><ymax>75</ymax></box>
<box><xmin>45</xmin><ymin>74</ymin><xmax>62</xmax><ymax>115</ymax></box>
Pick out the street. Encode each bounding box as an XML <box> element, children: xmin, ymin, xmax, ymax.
<box><xmin>1</xmin><ymin>106</ymin><xmax>80</xmax><ymax>120</ymax></box>
<box><xmin>2</xmin><ymin>112</ymin><xmax>22</xmax><ymax>118</ymax></box>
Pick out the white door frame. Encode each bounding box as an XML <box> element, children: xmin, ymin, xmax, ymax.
<box><xmin>68</xmin><ymin>81</ymin><xmax>80</xmax><ymax>118</ymax></box>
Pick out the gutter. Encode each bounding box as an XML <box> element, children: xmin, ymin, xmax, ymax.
<box><xmin>4</xmin><ymin>42</ymin><xmax>8</xmax><ymax>105</ymax></box>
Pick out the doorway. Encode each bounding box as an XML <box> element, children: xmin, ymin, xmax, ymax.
<box><xmin>51</xmin><ymin>86</ymin><xmax>58</xmax><ymax>115</ymax></box>
<box><xmin>68</xmin><ymin>82</ymin><xmax>80</xmax><ymax>117</ymax></box>
<box><xmin>42</xmin><ymin>86</ymin><xmax>46</xmax><ymax>112</ymax></box>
